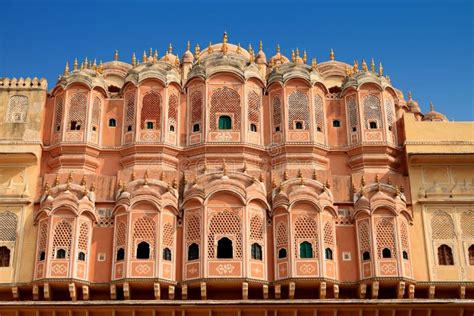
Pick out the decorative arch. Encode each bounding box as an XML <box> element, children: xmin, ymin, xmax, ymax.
<box><xmin>6</xmin><ymin>95</ymin><xmax>28</xmax><ymax>123</ymax></box>
<box><xmin>132</xmin><ymin>216</ymin><xmax>156</xmax><ymax>259</ymax></box>
<box><xmin>375</xmin><ymin>217</ymin><xmax>396</xmax><ymax>259</ymax></box>
<box><xmin>288</xmin><ymin>90</ymin><xmax>309</xmax><ymax>130</ymax></box>
<box><xmin>363</xmin><ymin>95</ymin><xmax>382</xmax><ymax>129</ymax></box>
<box><xmin>67</xmin><ymin>92</ymin><xmax>88</xmax><ymax>131</ymax></box>
<box><xmin>51</xmin><ymin>220</ymin><xmax>73</xmax><ymax>259</ymax></box>
<box><xmin>141</xmin><ymin>91</ymin><xmax>162</xmax><ymax>130</ymax></box>
<box><xmin>293</xmin><ymin>215</ymin><xmax>319</xmax><ymax>259</ymax></box>
<box><xmin>0</xmin><ymin>211</ymin><xmax>17</xmax><ymax>242</ymax></box>
<box><xmin>431</xmin><ymin>211</ymin><xmax>455</xmax><ymax>239</ymax></box>
<box><xmin>208</xmin><ymin>209</ymin><xmax>242</xmax><ymax>259</ymax></box>
<box><xmin>209</xmin><ymin>87</ymin><xmax>241</xmax><ymax>131</ymax></box>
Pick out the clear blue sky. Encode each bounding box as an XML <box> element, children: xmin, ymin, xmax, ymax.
<box><xmin>1</xmin><ymin>0</ymin><xmax>472</xmax><ymax>121</ymax></box>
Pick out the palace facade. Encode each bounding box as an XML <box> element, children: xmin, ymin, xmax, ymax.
<box><xmin>0</xmin><ymin>33</ymin><xmax>473</xmax><ymax>315</ymax></box>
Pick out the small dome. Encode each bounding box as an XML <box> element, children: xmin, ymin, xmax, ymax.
<box><xmin>423</xmin><ymin>102</ymin><xmax>448</xmax><ymax>121</ymax></box>
<box><xmin>406</xmin><ymin>92</ymin><xmax>421</xmax><ymax>113</ymax></box>
<box><xmin>269</xmin><ymin>45</ymin><xmax>289</xmax><ymax>67</ymax></box>
<box><xmin>255</xmin><ymin>41</ymin><xmax>267</xmax><ymax>64</ymax></box>
<box><xmin>182</xmin><ymin>41</ymin><xmax>194</xmax><ymax>63</ymax></box>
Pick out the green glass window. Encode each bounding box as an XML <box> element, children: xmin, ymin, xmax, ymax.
<box><xmin>218</xmin><ymin>115</ymin><xmax>232</xmax><ymax>130</ymax></box>
<box><xmin>299</xmin><ymin>241</ymin><xmax>313</xmax><ymax>258</ymax></box>
<box><xmin>251</xmin><ymin>243</ymin><xmax>262</xmax><ymax>260</ymax></box>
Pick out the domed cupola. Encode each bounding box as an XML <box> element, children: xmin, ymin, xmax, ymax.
<box><xmin>422</xmin><ymin>101</ymin><xmax>448</xmax><ymax>121</ymax></box>
<box><xmin>291</xmin><ymin>48</ymin><xmax>306</xmax><ymax>65</ymax></box>
<box><xmin>160</xmin><ymin>43</ymin><xmax>181</xmax><ymax>67</ymax></box>
<box><xmin>255</xmin><ymin>41</ymin><xmax>267</xmax><ymax>65</ymax></box>
<box><xmin>181</xmin><ymin>41</ymin><xmax>194</xmax><ymax>64</ymax></box>
<box><xmin>406</xmin><ymin>91</ymin><xmax>422</xmax><ymax>113</ymax></box>
<box><xmin>268</xmin><ymin>44</ymin><xmax>289</xmax><ymax>68</ymax></box>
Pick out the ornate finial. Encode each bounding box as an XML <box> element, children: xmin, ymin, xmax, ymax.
<box><xmin>207</xmin><ymin>41</ymin><xmax>213</xmax><ymax>54</ymax></box>
<box><xmin>345</xmin><ymin>65</ymin><xmax>351</xmax><ymax>76</ymax></box>
<box><xmin>408</xmin><ymin>91</ymin><xmax>413</xmax><ymax>100</ymax></box>
<box><xmin>118</xmin><ymin>179</ymin><xmax>124</xmax><ymax>190</ymax></box>
<box><xmin>400</xmin><ymin>185</ymin><xmax>405</xmax><ymax>193</ymax></box>
<box><xmin>153</xmin><ymin>50</ymin><xmax>158</xmax><ymax>63</ymax></box>
<box><xmin>375</xmin><ymin>174</ymin><xmax>379</xmax><ymax>183</ymax></box>
<box><xmin>430</xmin><ymin>101</ymin><xmax>434</xmax><ymax>112</ymax></box>
<box><xmin>353</xmin><ymin>60</ymin><xmax>359</xmax><ymax>72</ymax></box>
<box><xmin>283</xmin><ymin>170</ymin><xmax>288</xmax><ymax>181</ymax></box>
<box><xmin>98</xmin><ymin>60</ymin><xmax>103</xmax><ymax>73</ymax></box>
<box><xmin>195</xmin><ymin>43</ymin><xmax>201</xmax><ymax>58</ymax></box>
<box><xmin>379</xmin><ymin>62</ymin><xmax>383</xmax><ymax>76</ymax></box>
<box><xmin>44</xmin><ymin>181</ymin><xmax>50</xmax><ymax>192</ymax></box>
<box><xmin>272</xmin><ymin>178</ymin><xmax>277</xmax><ymax>188</ymax></box>
<box><xmin>242</xmin><ymin>162</ymin><xmax>247</xmax><ymax>173</ymax></box>
<box><xmin>236</xmin><ymin>43</ymin><xmax>242</xmax><ymax>54</ymax></box>
<box><xmin>132</xmin><ymin>52</ymin><xmax>137</xmax><ymax>66</ymax></box>
<box><xmin>276</xmin><ymin>44</ymin><xmax>281</xmax><ymax>54</ymax></box>
<box><xmin>172</xmin><ymin>178</ymin><xmax>178</xmax><ymax>189</ymax></box>
<box><xmin>144</xmin><ymin>170</ymin><xmax>149</xmax><ymax>186</ymax></box>
<box><xmin>387</xmin><ymin>176</ymin><xmax>392</xmax><ymax>185</ymax></box>
<box><xmin>90</xmin><ymin>182</ymin><xmax>96</xmax><ymax>192</ymax></box>
<box><xmin>114</xmin><ymin>50</ymin><xmax>119</xmax><ymax>61</ymax></box>
<box><xmin>295</xmin><ymin>48</ymin><xmax>300</xmax><ymax>58</ymax></box>
<box><xmin>221</xmin><ymin>33</ymin><xmax>228</xmax><ymax>54</ymax></box>
<box><xmin>64</xmin><ymin>62</ymin><xmax>69</xmax><ymax>76</ymax></box>
<box><xmin>311</xmin><ymin>57</ymin><xmax>317</xmax><ymax>70</ymax></box>
<box><xmin>395</xmin><ymin>185</ymin><xmax>401</xmax><ymax>196</ymax></box>
<box><xmin>80</xmin><ymin>61</ymin><xmax>84</xmax><ymax>71</ymax></box>
<box><xmin>291</xmin><ymin>50</ymin><xmax>295</xmax><ymax>62</ymax></box>
<box><xmin>92</xmin><ymin>58</ymin><xmax>97</xmax><ymax>71</ymax></box>
<box><xmin>54</xmin><ymin>175</ymin><xmax>60</xmax><ymax>187</ymax></box>
<box><xmin>330</xmin><ymin>48</ymin><xmax>335</xmax><ymax>61</ymax></box>
<box><xmin>303</xmin><ymin>50</ymin><xmax>307</xmax><ymax>64</ymax></box>
<box><xmin>84</xmin><ymin>57</ymin><xmax>88</xmax><ymax>68</ymax></box>
<box><xmin>259</xmin><ymin>40</ymin><xmax>263</xmax><ymax>51</ymax></box>
<box><xmin>168</xmin><ymin>43</ymin><xmax>173</xmax><ymax>54</ymax></box>
<box><xmin>299</xmin><ymin>176</ymin><xmax>304</xmax><ymax>186</ymax></box>
<box><xmin>131</xmin><ymin>171</ymin><xmax>136</xmax><ymax>181</ymax></box>
<box><xmin>325</xmin><ymin>179</ymin><xmax>330</xmax><ymax>189</ymax></box>
<box><xmin>186</xmin><ymin>40</ymin><xmax>191</xmax><ymax>51</ymax></box>
<box><xmin>312</xmin><ymin>169</ymin><xmax>318</xmax><ymax>180</ymax></box>
<box><xmin>67</xmin><ymin>172</ymin><xmax>73</xmax><ymax>185</ymax></box>
<box><xmin>362</xmin><ymin>59</ymin><xmax>368</xmax><ymax>72</ymax></box>
<box><xmin>259</xmin><ymin>173</ymin><xmax>264</xmax><ymax>182</ymax></box>
<box><xmin>81</xmin><ymin>175</ymin><xmax>87</xmax><ymax>186</ymax></box>
<box><xmin>370</xmin><ymin>58</ymin><xmax>375</xmax><ymax>72</ymax></box>
<box><xmin>297</xmin><ymin>169</ymin><xmax>303</xmax><ymax>178</ymax></box>
<box><xmin>174</xmin><ymin>56</ymin><xmax>180</xmax><ymax>67</ymax></box>
<box><xmin>159</xmin><ymin>172</ymin><xmax>164</xmax><ymax>181</ymax></box>
<box><xmin>73</xmin><ymin>58</ymin><xmax>78</xmax><ymax>71</ymax></box>
<box><xmin>361</xmin><ymin>175</ymin><xmax>366</xmax><ymax>186</ymax></box>
<box><xmin>149</xmin><ymin>47</ymin><xmax>153</xmax><ymax>58</ymax></box>
<box><xmin>278</xmin><ymin>182</ymin><xmax>284</xmax><ymax>192</ymax></box>
<box><xmin>223</xmin><ymin>31</ymin><xmax>228</xmax><ymax>44</ymax></box>
<box><xmin>248</xmin><ymin>44</ymin><xmax>254</xmax><ymax>63</ymax></box>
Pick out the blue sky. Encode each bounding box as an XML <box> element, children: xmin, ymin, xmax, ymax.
<box><xmin>1</xmin><ymin>0</ymin><xmax>472</xmax><ymax>121</ymax></box>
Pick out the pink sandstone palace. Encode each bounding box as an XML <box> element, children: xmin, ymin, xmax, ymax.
<box><xmin>0</xmin><ymin>33</ymin><xmax>473</xmax><ymax>315</ymax></box>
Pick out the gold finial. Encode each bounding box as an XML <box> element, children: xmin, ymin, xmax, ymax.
<box><xmin>195</xmin><ymin>43</ymin><xmax>201</xmax><ymax>58</ymax></box>
<box><xmin>64</xmin><ymin>62</ymin><xmax>69</xmax><ymax>76</ymax></box>
<box><xmin>375</xmin><ymin>174</ymin><xmax>379</xmax><ymax>183</ymax></box>
<box><xmin>291</xmin><ymin>50</ymin><xmax>295</xmax><ymax>62</ymax></box>
<box><xmin>153</xmin><ymin>50</ymin><xmax>158</xmax><ymax>63</ymax></box>
<box><xmin>330</xmin><ymin>48</ymin><xmax>335</xmax><ymax>61</ymax></box>
<box><xmin>172</xmin><ymin>178</ymin><xmax>178</xmax><ymax>189</ymax></box>
<box><xmin>387</xmin><ymin>176</ymin><xmax>392</xmax><ymax>185</ymax></box>
<box><xmin>345</xmin><ymin>65</ymin><xmax>352</xmax><ymax>76</ymax></box>
<box><xmin>186</xmin><ymin>40</ymin><xmax>191</xmax><ymax>51</ymax></box>
<box><xmin>84</xmin><ymin>57</ymin><xmax>88</xmax><ymax>68</ymax></box>
<box><xmin>44</xmin><ymin>181</ymin><xmax>50</xmax><ymax>192</ymax></box>
<box><xmin>142</xmin><ymin>51</ymin><xmax>147</xmax><ymax>63</ymax></box>
<box><xmin>408</xmin><ymin>91</ymin><xmax>413</xmax><ymax>100</ymax></box>
<box><xmin>370</xmin><ymin>58</ymin><xmax>375</xmax><ymax>72</ymax></box>
<box><xmin>312</xmin><ymin>58</ymin><xmax>317</xmax><ymax>70</ymax></box>
<box><xmin>236</xmin><ymin>43</ymin><xmax>242</xmax><ymax>54</ymax></box>
<box><xmin>362</xmin><ymin>59</ymin><xmax>368</xmax><ymax>72</ymax></box>
<box><xmin>81</xmin><ymin>175</ymin><xmax>86</xmax><ymax>186</ymax></box>
<box><xmin>175</xmin><ymin>55</ymin><xmax>180</xmax><ymax>67</ymax></box>
<box><xmin>54</xmin><ymin>175</ymin><xmax>60</xmax><ymax>187</ymax></box>
<box><xmin>90</xmin><ymin>182</ymin><xmax>95</xmax><ymax>192</ymax></box>
<box><xmin>149</xmin><ymin>47</ymin><xmax>153</xmax><ymax>58</ymax></box>
<box><xmin>131</xmin><ymin>171</ymin><xmax>136</xmax><ymax>181</ymax></box>
<box><xmin>248</xmin><ymin>44</ymin><xmax>254</xmax><ymax>63</ymax></box>
<box><xmin>259</xmin><ymin>173</ymin><xmax>264</xmax><ymax>182</ymax></box>
<box><xmin>395</xmin><ymin>185</ymin><xmax>400</xmax><ymax>196</ymax></box>
<box><xmin>312</xmin><ymin>169</ymin><xmax>318</xmax><ymax>180</ymax></box>
<box><xmin>114</xmin><ymin>50</ymin><xmax>119</xmax><ymax>61</ymax></box>
<box><xmin>207</xmin><ymin>41</ymin><xmax>213</xmax><ymax>54</ymax></box>
<box><xmin>272</xmin><ymin>178</ymin><xmax>277</xmax><ymax>188</ymax></box>
<box><xmin>295</xmin><ymin>48</ymin><xmax>300</xmax><ymax>58</ymax></box>
<box><xmin>67</xmin><ymin>172</ymin><xmax>73</xmax><ymax>184</ymax></box>
<box><xmin>221</xmin><ymin>33</ymin><xmax>228</xmax><ymax>54</ymax></box>
<box><xmin>80</xmin><ymin>62</ymin><xmax>84</xmax><ymax>70</ymax></box>
<box><xmin>132</xmin><ymin>52</ymin><xmax>137</xmax><ymax>66</ymax></box>
<box><xmin>73</xmin><ymin>58</ymin><xmax>78</xmax><ymax>71</ymax></box>
<box><xmin>430</xmin><ymin>101</ymin><xmax>434</xmax><ymax>112</ymax></box>
<box><xmin>353</xmin><ymin>60</ymin><xmax>359</xmax><ymax>72</ymax></box>
<box><xmin>168</xmin><ymin>43</ymin><xmax>173</xmax><ymax>54</ymax></box>
<box><xmin>144</xmin><ymin>170</ymin><xmax>149</xmax><ymax>186</ymax></box>
<box><xmin>379</xmin><ymin>62</ymin><xmax>383</xmax><ymax>76</ymax></box>
<box><xmin>303</xmin><ymin>50</ymin><xmax>307</xmax><ymax>64</ymax></box>
<box><xmin>361</xmin><ymin>175</ymin><xmax>366</xmax><ymax>186</ymax></box>
<box><xmin>98</xmin><ymin>60</ymin><xmax>103</xmax><ymax>73</ymax></box>
<box><xmin>276</xmin><ymin>44</ymin><xmax>281</xmax><ymax>54</ymax></box>
<box><xmin>297</xmin><ymin>169</ymin><xmax>303</xmax><ymax>178</ymax></box>
<box><xmin>259</xmin><ymin>40</ymin><xmax>263</xmax><ymax>51</ymax></box>
<box><xmin>283</xmin><ymin>170</ymin><xmax>288</xmax><ymax>181</ymax></box>
<box><xmin>223</xmin><ymin>31</ymin><xmax>228</xmax><ymax>44</ymax></box>
<box><xmin>325</xmin><ymin>179</ymin><xmax>330</xmax><ymax>189</ymax></box>
<box><xmin>92</xmin><ymin>58</ymin><xmax>97</xmax><ymax>71</ymax></box>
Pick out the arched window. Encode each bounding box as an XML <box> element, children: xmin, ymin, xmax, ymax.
<box><xmin>193</xmin><ymin>123</ymin><xmax>200</xmax><ymax>132</ymax></box>
<box><xmin>369</xmin><ymin>121</ymin><xmax>378</xmax><ymax>129</ymax></box>
<box><xmin>109</xmin><ymin>118</ymin><xmax>116</xmax><ymax>127</ymax></box>
<box><xmin>127</xmin><ymin>125</ymin><xmax>132</xmax><ymax>132</ymax></box>
<box><xmin>136</xmin><ymin>241</ymin><xmax>150</xmax><ymax>259</ymax></box>
<box><xmin>188</xmin><ymin>243</ymin><xmax>199</xmax><ymax>261</ymax></box>
<box><xmin>163</xmin><ymin>248</ymin><xmax>172</xmax><ymax>261</ymax></box>
<box><xmin>39</xmin><ymin>251</ymin><xmax>46</xmax><ymax>261</ymax></box>
<box><xmin>0</xmin><ymin>246</ymin><xmax>10</xmax><ymax>267</ymax></box>
<box><xmin>382</xmin><ymin>248</ymin><xmax>392</xmax><ymax>258</ymax></box>
<box><xmin>278</xmin><ymin>248</ymin><xmax>287</xmax><ymax>259</ymax></box>
<box><xmin>141</xmin><ymin>92</ymin><xmax>161</xmax><ymax>130</ymax></box>
<box><xmin>363</xmin><ymin>251</ymin><xmax>371</xmax><ymax>261</ymax></box>
<box><xmin>295</xmin><ymin>121</ymin><xmax>303</xmax><ymax>129</ymax></box>
<box><xmin>403</xmin><ymin>251</ymin><xmax>409</xmax><ymax>260</ymax></box>
<box><xmin>116</xmin><ymin>248</ymin><xmax>125</xmax><ymax>261</ymax></box>
<box><xmin>251</xmin><ymin>243</ymin><xmax>262</xmax><ymax>260</ymax></box>
<box><xmin>250</xmin><ymin>123</ymin><xmax>257</xmax><ymax>132</ymax></box>
<box><xmin>68</xmin><ymin>93</ymin><xmax>87</xmax><ymax>131</ymax></box>
<box><xmin>78</xmin><ymin>252</ymin><xmax>86</xmax><ymax>261</ymax></box>
<box><xmin>325</xmin><ymin>248</ymin><xmax>333</xmax><ymax>260</ymax></box>
<box><xmin>299</xmin><ymin>241</ymin><xmax>313</xmax><ymax>259</ymax></box>
<box><xmin>56</xmin><ymin>248</ymin><xmax>66</xmax><ymax>259</ymax></box>
<box><xmin>438</xmin><ymin>244</ymin><xmax>454</xmax><ymax>265</ymax></box>
<box><xmin>217</xmin><ymin>237</ymin><xmax>233</xmax><ymax>259</ymax></box>
<box><xmin>333</xmin><ymin>120</ymin><xmax>341</xmax><ymax>127</ymax></box>
<box><xmin>469</xmin><ymin>245</ymin><xmax>474</xmax><ymax>265</ymax></box>
<box><xmin>218</xmin><ymin>115</ymin><xmax>232</xmax><ymax>130</ymax></box>
<box><xmin>146</xmin><ymin>121</ymin><xmax>154</xmax><ymax>129</ymax></box>
<box><xmin>169</xmin><ymin>125</ymin><xmax>175</xmax><ymax>132</ymax></box>
<box><xmin>7</xmin><ymin>95</ymin><xmax>28</xmax><ymax>123</ymax></box>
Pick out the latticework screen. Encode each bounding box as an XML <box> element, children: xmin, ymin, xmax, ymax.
<box><xmin>190</xmin><ymin>90</ymin><xmax>203</xmax><ymax>128</ymax></box>
<box><xmin>248</xmin><ymin>90</ymin><xmax>260</xmax><ymax>126</ymax></box>
<box><xmin>0</xmin><ymin>212</ymin><xmax>17</xmax><ymax>241</ymax></box>
<box><xmin>91</xmin><ymin>96</ymin><xmax>101</xmax><ymax>128</ymax></box>
<box><xmin>208</xmin><ymin>209</ymin><xmax>242</xmax><ymax>259</ymax></box>
<box><xmin>293</xmin><ymin>215</ymin><xmax>319</xmax><ymax>258</ymax></box>
<box><xmin>186</xmin><ymin>214</ymin><xmax>201</xmax><ymax>245</ymax></box>
<box><xmin>431</xmin><ymin>211</ymin><xmax>455</xmax><ymax>239</ymax></box>
<box><xmin>77</xmin><ymin>222</ymin><xmax>89</xmax><ymax>252</ymax></box>
<box><xmin>125</xmin><ymin>92</ymin><xmax>136</xmax><ymax>131</ymax></box>
<box><xmin>54</xmin><ymin>95</ymin><xmax>64</xmax><ymax>132</ymax></box>
<box><xmin>323</xmin><ymin>221</ymin><xmax>335</xmax><ymax>248</ymax></box>
<box><xmin>116</xmin><ymin>222</ymin><xmax>127</xmax><ymax>247</ymax></box>
<box><xmin>288</xmin><ymin>91</ymin><xmax>310</xmax><ymax>130</ymax></box>
<box><xmin>272</xmin><ymin>95</ymin><xmax>282</xmax><ymax>129</ymax></box>
<box><xmin>363</xmin><ymin>95</ymin><xmax>382</xmax><ymax>129</ymax></box>
<box><xmin>276</xmin><ymin>221</ymin><xmax>288</xmax><ymax>247</ymax></box>
<box><xmin>52</xmin><ymin>220</ymin><xmax>73</xmax><ymax>258</ymax></box>
<box><xmin>358</xmin><ymin>220</ymin><xmax>371</xmax><ymax>255</ymax></box>
<box><xmin>168</xmin><ymin>94</ymin><xmax>178</xmax><ymax>127</ymax></box>
<box><xmin>375</xmin><ymin>218</ymin><xmax>396</xmax><ymax>259</ymax></box>
<box><xmin>314</xmin><ymin>94</ymin><xmax>324</xmax><ymax>132</ymax></box>
<box><xmin>249</xmin><ymin>215</ymin><xmax>264</xmax><ymax>242</ymax></box>
<box><xmin>38</xmin><ymin>222</ymin><xmax>48</xmax><ymax>251</ymax></box>
<box><xmin>384</xmin><ymin>94</ymin><xmax>395</xmax><ymax>128</ymax></box>
<box><xmin>132</xmin><ymin>217</ymin><xmax>156</xmax><ymax>258</ymax></box>
<box><xmin>162</xmin><ymin>222</ymin><xmax>174</xmax><ymax>248</ymax></box>
<box><xmin>400</xmin><ymin>220</ymin><xmax>410</xmax><ymax>258</ymax></box>
<box><xmin>347</xmin><ymin>95</ymin><xmax>358</xmax><ymax>129</ymax></box>
<box><xmin>67</xmin><ymin>93</ymin><xmax>87</xmax><ymax>130</ymax></box>
<box><xmin>6</xmin><ymin>95</ymin><xmax>28</xmax><ymax>123</ymax></box>
<box><xmin>461</xmin><ymin>211</ymin><xmax>474</xmax><ymax>238</ymax></box>
<box><xmin>210</xmin><ymin>87</ymin><xmax>241</xmax><ymax>131</ymax></box>
<box><xmin>141</xmin><ymin>92</ymin><xmax>162</xmax><ymax>129</ymax></box>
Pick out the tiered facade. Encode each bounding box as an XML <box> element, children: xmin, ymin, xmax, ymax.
<box><xmin>0</xmin><ymin>33</ymin><xmax>473</xmax><ymax>315</ymax></box>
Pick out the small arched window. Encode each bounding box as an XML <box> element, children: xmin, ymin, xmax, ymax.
<box><xmin>146</xmin><ymin>121</ymin><xmax>154</xmax><ymax>129</ymax></box>
<box><xmin>39</xmin><ymin>251</ymin><xmax>46</xmax><ymax>261</ymax></box>
<box><xmin>163</xmin><ymin>248</ymin><xmax>172</xmax><ymax>261</ymax></box>
<box><xmin>217</xmin><ymin>237</ymin><xmax>233</xmax><ymax>259</ymax></box>
<box><xmin>438</xmin><ymin>244</ymin><xmax>454</xmax><ymax>265</ymax></box>
<box><xmin>193</xmin><ymin>123</ymin><xmax>200</xmax><ymax>132</ymax></box>
<box><xmin>0</xmin><ymin>246</ymin><xmax>11</xmax><ymax>267</ymax></box>
<box><xmin>109</xmin><ymin>118</ymin><xmax>116</xmax><ymax>127</ymax></box>
<box><xmin>78</xmin><ymin>252</ymin><xmax>86</xmax><ymax>261</ymax></box>
<box><xmin>127</xmin><ymin>125</ymin><xmax>132</xmax><ymax>132</ymax></box>
<box><xmin>278</xmin><ymin>248</ymin><xmax>287</xmax><ymax>259</ymax></box>
<box><xmin>369</xmin><ymin>121</ymin><xmax>378</xmax><ymax>129</ymax></box>
<box><xmin>218</xmin><ymin>115</ymin><xmax>232</xmax><ymax>130</ymax></box>
<box><xmin>363</xmin><ymin>251</ymin><xmax>371</xmax><ymax>261</ymax></box>
<box><xmin>250</xmin><ymin>123</ymin><xmax>257</xmax><ymax>132</ymax></box>
<box><xmin>382</xmin><ymin>248</ymin><xmax>392</xmax><ymax>258</ymax></box>
<box><xmin>325</xmin><ymin>248</ymin><xmax>333</xmax><ymax>260</ymax></box>
<box><xmin>295</xmin><ymin>121</ymin><xmax>303</xmax><ymax>130</ymax></box>
<box><xmin>136</xmin><ymin>241</ymin><xmax>150</xmax><ymax>259</ymax></box>
<box><xmin>169</xmin><ymin>125</ymin><xmax>175</xmax><ymax>132</ymax></box>
<box><xmin>299</xmin><ymin>241</ymin><xmax>313</xmax><ymax>259</ymax></box>
<box><xmin>251</xmin><ymin>243</ymin><xmax>263</xmax><ymax>261</ymax></box>
<box><xmin>56</xmin><ymin>248</ymin><xmax>66</xmax><ymax>259</ymax></box>
<box><xmin>333</xmin><ymin>120</ymin><xmax>341</xmax><ymax>128</ymax></box>
<box><xmin>469</xmin><ymin>245</ymin><xmax>474</xmax><ymax>265</ymax></box>
<box><xmin>403</xmin><ymin>251</ymin><xmax>409</xmax><ymax>260</ymax></box>
<box><xmin>116</xmin><ymin>248</ymin><xmax>125</xmax><ymax>261</ymax></box>
<box><xmin>188</xmin><ymin>243</ymin><xmax>199</xmax><ymax>261</ymax></box>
